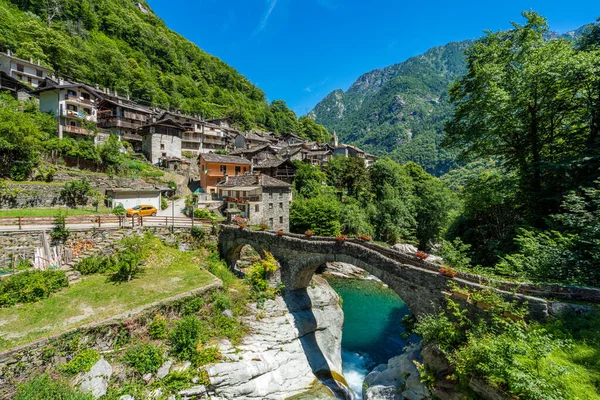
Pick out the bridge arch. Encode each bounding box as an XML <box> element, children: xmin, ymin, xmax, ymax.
<box><xmin>218</xmin><ymin>227</ymin><xmax>455</xmax><ymax>316</ymax></box>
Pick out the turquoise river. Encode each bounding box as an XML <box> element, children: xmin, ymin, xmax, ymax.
<box><xmin>326</xmin><ymin>277</ymin><xmax>417</xmax><ymax>399</ymax></box>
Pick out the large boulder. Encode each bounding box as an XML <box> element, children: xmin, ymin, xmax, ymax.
<box><xmin>77</xmin><ymin>358</ymin><xmax>113</xmax><ymax>398</ymax></box>
<box><xmin>392</xmin><ymin>243</ymin><xmax>418</xmax><ymax>254</ymax></box>
<box><xmin>363</xmin><ymin>344</ymin><xmax>430</xmax><ymax>400</ymax></box>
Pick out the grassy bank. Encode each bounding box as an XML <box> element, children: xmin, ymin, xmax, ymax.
<box><xmin>0</xmin><ymin>238</ymin><xmax>218</xmax><ymax>351</ymax></box>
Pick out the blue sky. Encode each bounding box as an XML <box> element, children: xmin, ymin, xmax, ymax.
<box><xmin>147</xmin><ymin>0</ymin><xmax>598</xmax><ymax>115</ymax></box>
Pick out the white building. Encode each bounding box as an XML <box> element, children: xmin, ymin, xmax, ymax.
<box><xmin>105</xmin><ymin>188</ymin><xmax>162</xmax><ymax>211</ymax></box>
<box><xmin>0</xmin><ymin>50</ymin><xmax>51</xmax><ymax>88</ymax></box>
<box><xmin>34</xmin><ymin>79</ymin><xmax>102</xmax><ymax>142</ymax></box>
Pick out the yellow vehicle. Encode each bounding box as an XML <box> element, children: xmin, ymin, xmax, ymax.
<box><xmin>126</xmin><ymin>204</ymin><xmax>158</xmax><ymax>217</ymax></box>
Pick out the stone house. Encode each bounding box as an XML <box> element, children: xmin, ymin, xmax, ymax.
<box><xmin>198</xmin><ymin>153</ymin><xmax>253</xmax><ymax>194</ymax></box>
<box><xmin>0</xmin><ymin>50</ymin><xmax>50</xmax><ymax>88</ymax></box>
<box><xmin>34</xmin><ymin>78</ymin><xmax>103</xmax><ymax>142</ymax></box>
<box><xmin>230</xmin><ymin>144</ymin><xmax>279</xmax><ymax>165</ymax></box>
<box><xmin>0</xmin><ymin>71</ymin><xmax>31</xmax><ymax>100</ymax></box>
<box><xmin>216</xmin><ymin>174</ymin><xmax>292</xmax><ymax>231</ymax></box>
<box><xmin>139</xmin><ymin>118</ymin><xmax>184</xmax><ymax>164</ymax></box>
<box><xmin>96</xmin><ymin>90</ymin><xmax>152</xmax><ymax>152</ymax></box>
<box><xmin>253</xmin><ymin>158</ymin><xmax>297</xmax><ymax>183</ymax></box>
<box><xmin>333</xmin><ymin>143</ymin><xmax>378</xmax><ymax>167</ymax></box>
<box><xmin>233</xmin><ymin>132</ymin><xmax>273</xmax><ymax>149</ymax></box>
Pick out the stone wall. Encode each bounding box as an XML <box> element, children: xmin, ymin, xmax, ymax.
<box><xmin>260</xmin><ymin>187</ymin><xmax>291</xmax><ymax>232</ymax></box>
<box><xmin>0</xmin><ymin>183</ymin><xmax>65</xmax><ymax>208</ymax></box>
<box><xmin>0</xmin><ymin>281</ymin><xmax>222</xmax><ymax>397</ymax></box>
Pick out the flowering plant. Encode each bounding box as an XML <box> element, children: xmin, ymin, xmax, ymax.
<box><xmin>259</xmin><ymin>223</ymin><xmax>269</xmax><ymax>231</ymax></box>
<box><xmin>276</xmin><ymin>230</ymin><xmax>285</xmax><ymax>236</ymax></box>
<box><xmin>305</xmin><ymin>230</ymin><xmax>314</xmax><ymax>237</ymax></box>
<box><xmin>336</xmin><ymin>234</ymin><xmax>348</xmax><ymax>242</ymax></box>
<box><xmin>357</xmin><ymin>234</ymin><xmax>372</xmax><ymax>242</ymax></box>
<box><xmin>439</xmin><ymin>266</ymin><xmax>458</xmax><ymax>278</ymax></box>
<box><xmin>416</xmin><ymin>250</ymin><xmax>429</xmax><ymax>260</ymax></box>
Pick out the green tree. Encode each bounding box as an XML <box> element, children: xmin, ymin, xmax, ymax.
<box><xmin>445</xmin><ymin>12</ymin><xmax>599</xmax><ymax>223</ymax></box>
<box><xmin>297</xmin><ymin>116</ymin><xmax>330</xmax><ymax>143</ymax></box>
<box><xmin>293</xmin><ymin>162</ymin><xmax>326</xmax><ymax>198</ymax></box>
<box><xmin>60</xmin><ymin>178</ymin><xmax>92</xmax><ymax>208</ymax></box>
<box><xmin>290</xmin><ymin>194</ymin><xmax>341</xmax><ymax>236</ymax></box>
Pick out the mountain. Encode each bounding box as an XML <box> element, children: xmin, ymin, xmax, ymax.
<box><xmin>0</xmin><ymin>0</ymin><xmax>285</xmax><ymax>131</ymax></box>
<box><xmin>310</xmin><ymin>26</ymin><xmax>592</xmax><ymax>176</ymax></box>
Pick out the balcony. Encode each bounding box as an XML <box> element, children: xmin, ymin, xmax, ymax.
<box><xmin>122</xmin><ymin>133</ymin><xmax>143</xmax><ymax>142</ymax></box>
<box><xmin>182</xmin><ymin>124</ymin><xmax>202</xmax><ymax>133</ymax></box>
<box><xmin>203</xmin><ymin>138</ymin><xmax>227</xmax><ymax>146</ymax></box>
<box><xmin>182</xmin><ymin>135</ymin><xmax>202</xmax><ymax>143</ymax></box>
<box><xmin>225</xmin><ymin>196</ymin><xmax>262</xmax><ymax>203</ymax></box>
<box><xmin>98</xmin><ymin>118</ymin><xmax>140</xmax><ymax>129</ymax></box>
<box><xmin>63</xmin><ymin>125</ymin><xmax>94</xmax><ymax>136</ymax></box>
<box><xmin>64</xmin><ymin>94</ymin><xmax>94</xmax><ymax>105</ymax></box>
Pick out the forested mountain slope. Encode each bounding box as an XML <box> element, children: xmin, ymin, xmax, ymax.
<box><xmin>310</xmin><ymin>28</ymin><xmax>589</xmax><ymax>176</ymax></box>
<box><xmin>0</xmin><ymin>0</ymin><xmax>294</xmax><ymax>131</ymax></box>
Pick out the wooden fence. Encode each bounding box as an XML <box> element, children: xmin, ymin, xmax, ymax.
<box><xmin>0</xmin><ymin>215</ymin><xmax>214</xmax><ymax>230</ymax></box>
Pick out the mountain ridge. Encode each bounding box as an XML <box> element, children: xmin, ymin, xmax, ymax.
<box><xmin>309</xmin><ymin>25</ymin><xmax>593</xmax><ymax>175</ymax></box>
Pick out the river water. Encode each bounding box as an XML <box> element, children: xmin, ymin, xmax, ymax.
<box><xmin>326</xmin><ymin>277</ymin><xmax>415</xmax><ymax>399</ymax></box>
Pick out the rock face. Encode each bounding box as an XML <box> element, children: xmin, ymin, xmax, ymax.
<box><xmin>77</xmin><ymin>358</ymin><xmax>113</xmax><ymax>398</ymax></box>
<box><xmin>206</xmin><ymin>276</ymin><xmax>349</xmax><ymax>399</ymax></box>
<box><xmin>363</xmin><ymin>344</ymin><xmax>430</xmax><ymax>400</ymax></box>
<box><xmin>322</xmin><ymin>262</ymin><xmax>368</xmax><ymax>279</ymax></box>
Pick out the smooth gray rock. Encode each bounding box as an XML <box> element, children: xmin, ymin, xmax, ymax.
<box><xmin>178</xmin><ymin>385</ymin><xmax>207</xmax><ymax>397</ymax></box>
<box><xmin>322</xmin><ymin>262</ymin><xmax>367</xmax><ymax>279</ymax></box>
<box><xmin>392</xmin><ymin>243</ymin><xmax>418</xmax><ymax>254</ymax></box>
<box><xmin>78</xmin><ymin>358</ymin><xmax>113</xmax><ymax>399</ymax></box>
<box><xmin>221</xmin><ymin>309</ymin><xmax>234</xmax><ymax>318</ymax></box>
<box><xmin>142</xmin><ymin>373</ymin><xmax>153</xmax><ymax>383</ymax></box>
<box><xmin>119</xmin><ymin>396</ymin><xmax>135</xmax><ymax>400</ymax></box>
<box><xmin>173</xmin><ymin>361</ymin><xmax>192</xmax><ymax>373</ymax></box>
<box><xmin>206</xmin><ymin>276</ymin><xmax>348</xmax><ymax>399</ymax></box>
<box><xmin>157</xmin><ymin>359</ymin><xmax>173</xmax><ymax>379</ymax></box>
<box><xmin>363</xmin><ymin>344</ymin><xmax>430</xmax><ymax>400</ymax></box>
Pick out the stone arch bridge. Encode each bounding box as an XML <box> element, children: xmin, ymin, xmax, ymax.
<box><xmin>218</xmin><ymin>226</ymin><xmax>569</xmax><ymax>320</ymax></box>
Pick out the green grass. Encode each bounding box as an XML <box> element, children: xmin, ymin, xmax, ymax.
<box><xmin>0</xmin><ymin>206</ymin><xmax>112</xmax><ymax>217</ymax></box>
<box><xmin>0</xmin><ymin>239</ymin><xmax>218</xmax><ymax>351</ymax></box>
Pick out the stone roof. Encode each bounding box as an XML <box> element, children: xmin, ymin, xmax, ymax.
<box><xmin>230</xmin><ymin>144</ymin><xmax>275</xmax><ymax>155</ymax></box>
<box><xmin>244</xmin><ymin>132</ymin><xmax>272</xmax><ymax>143</ymax></box>
<box><xmin>254</xmin><ymin>159</ymin><xmax>286</xmax><ymax>168</ymax></box>
<box><xmin>216</xmin><ymin>174</ymin><xmax>291</xmax><ymax>188</ymax></box>
<box><xmin>199</xmin><ymin>153</ymin><xmax>252</xmax><ymax>165</ymax></box>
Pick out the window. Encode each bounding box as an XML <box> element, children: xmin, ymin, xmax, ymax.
<box><xmin>68</xmin><ymin>90</ymin><xmax>76</xmax><ymax>97</ymax></box>
<box><xmin>235</xmin><ymin>166</ymin><xmax>241</xmax><ymax>175</ymax></box>
<box><xmin>279</xmin><ymin>216</ymin><xmax>283</xmax><ymax>224</ymax></box>
<box><xmin>16</xmin><ymin>64</ymin><xmax>24</xmax><ymax>72</ymax></box>
<box><xmin>255</xmin><ymin>204</ymin><xmax>259</xmax><ymax>212</ymax></box>
<box><xmin>269</xmin><ymin>203</ymin><xmax>273</xmax><ymax>210</ymax></box>
<box><xmin>162</xmin><ymin>152</ymin><xmax>167</xmax><ymax>157</ymax></box>
<box><xmin>17</xmin><ymin>74</ymin><xmax>22</xmax><ymax>80</ymax></box>
<box><xmin>27</xmin><ymin>77</ymin><xmax>32</xmax><ymax>84</ymax></box>
<box><xmin>220</xmin><ymin>165</ymin><xmax>227</xmax><ymax>174</ymax></box>
<box><xmin>67</xmin><ymin>104</ymin><xmax>78</xmax><ymax>111</ymax></box>
<box><xmin>269</xmin><ymin>192</ymin><xmax>273</xmax><ymax>199</ymax></box>
<box><xmin>160</xmin><ymin>144</ymin><xmax>165</xmax><ymax>150</ymax></box>
<box><xmin>269</xmin><ymin>218</ymin><xmax>274</xmax><ymax>227</ymax></box>
<box><xmin>279</xmin><ymin>203</ymin><xmax>283</xmax><ymax>210</ymax></box>
<box><xmin>83</xmin><ymin>108</ymin><xmax>91</xmax><ymax>115</ymax></box>
<box><xmin>81</xmin><ymin>92</ymin><xmax>91</xmax><ymax>100</ymax></box>
<box><xmin>36</xmin><ymin>69</ymin><xmax>43</xmax><ymax>77</ymax></box>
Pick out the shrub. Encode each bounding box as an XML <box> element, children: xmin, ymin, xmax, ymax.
<box><xmin>190</xmin><ymin>226</ymin><xmax>208</xmax><ymax>242</ymax></box>
<box><xmin>15</xmin><ymin>375</ymin><xmax>93</xmax><ymax>400</ymax></box>
<box><xmin>259</xmin><ymin>223</ymin><xmax>269</xmax><ymax>231</ymax></box>
<box><xmin>357</xmin><ymin>234</ymin><xmax>372</xmax><ymax>242</ymax></box>
<box><xmin>169</xmin><ymin>316</ymin><xmax>201</xmax><ymax>360</ymax></box>
<box><xmin>148</xmin><ymin>314</ymin><xmax>168</xmax><ymax>339</ymax></box>
<box><xmin>193</xmin><ymin>208</ymin><xmax>214</xmax><ymax>219</ymax></box>
<box><xmin>74</xmin><ymin>256</ymin><xmax>111</xmax><ymax>275</ymax></box>
<box><xmin>59</xmin><ymin>349</ymin><xmax>100</xmax><ymax>376</ymax></box>
<box><xmin>276</xmin><ymin>230</ymin><xmax>285</xmax><ymax>236</ymax></box>
<box><xmin>305</xmin><ymin>230</ymin><xmax>314</xmax><ymax>237</ymax></box>
<box><xmin>245</xmin><ymin>251</ymin><xmax>282</xmax><ymax>305</ymax></box>
<box><xmin>0</xmin><ymin>270</ymin><xmax>68</xmax><ymax>307</ymax></box>
<box><xmin>416</xmin><ymin>250</ymin><xmax>429</xmax><ymax>260</ymax></box>
<box><xmin>50</xmin><ymin>212</ymin><xmax>70</xmax><ymax>243</ymax></box>
<box><xmin>211</xmin><ymin>292</ymin><xmax>232</xmax><ymax>312</ymax></box>
<box><xmin>112</xmin><ymin>204</ymin><xmax>126</xmax><ymax>216</ymax></box>
<box><xmin>161</xmin><ymin>197</ymin><xmax>168</xmax><ymax>210</ymax></box>
<box><xmin>61</xmin><ymin>179</ymin><xmax>92</xmax><ymax>208</ymax></box>
<box><xmin>180</xmin><ymin>296</ymin><xmax>205</xmax><ymax>316</ymax></box>
<box><xmin>123</xmin><ymin>343</ymin><xmax>165</xmax><ymax>375</ymax></box>
<box><xmin>192</xmin><ymin>346</ymin><xmax>222</xmax><ymax>366</ymax></box>
<box><xmin>336</xmin><ymin>234</ymin><xmax>348</xmax><ymax>242</ymax></box>
<box><xmin>438</xmin><ymin>238</ymin><xmax>472</xmax><ymax>270</ymax></box>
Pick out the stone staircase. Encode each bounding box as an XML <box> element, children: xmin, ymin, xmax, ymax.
<box><xmin>61</xmin><ymin>229</ymin><xmax>138</xmax><ymax>284</ymax></box>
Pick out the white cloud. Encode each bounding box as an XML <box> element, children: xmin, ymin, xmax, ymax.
<box><xmin>255</xmin><ymin>0</ymin><xmax>279</xmax><ymax>34</ymax></box>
